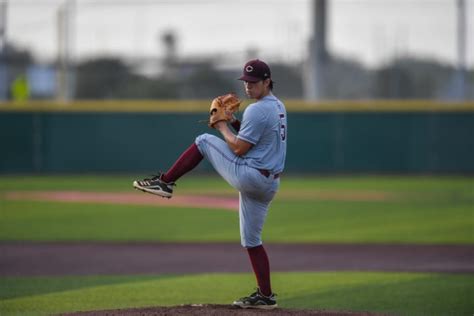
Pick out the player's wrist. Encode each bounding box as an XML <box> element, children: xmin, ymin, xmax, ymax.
<box><xmin>214</xmin><ymin>120</ymin><xmax>227</xmax><ymax>130</ymax></box>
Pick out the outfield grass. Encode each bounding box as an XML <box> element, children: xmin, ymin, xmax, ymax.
<box><xmin>0</xmin><ymin>174</ymin><xmax>473</xmax><ymax>196</ymax></box>
<box><xmin>1</xmin><ymin>272</ymin><xmax>473</xmax><ymax>316</ymax></box>
<box><xmin>0</xmin><ymin>198</ymin><xmax>472</xmax><ymax>243</ymax></box>
<box><xmin>0</xmin><ymin>175</ymin><xmax>472</xmax><ymax>243</ymax></box>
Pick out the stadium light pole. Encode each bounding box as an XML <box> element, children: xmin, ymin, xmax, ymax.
<box><xmin>0</xmin><ymin>0</ymin><xmax>7</xmax><ymax>101</ymax></box>
<box><xmin>457</xmin><ymin>0</ymin><xmax>467</xmax><ymax>100</ymax></box>
<box><xmin>304</xmin><ymin>0</ymin><xmax>328</xmax><ymax>101</ymax></box>
<box><xmin>57</xmin><ymin>0</ymin><xmax>76</xmax><ymax>102</ymax></box>
<box><xmin>0</xmin><ymin>0</ymin><xmax>6</xmax><ymax>54</ymax></box>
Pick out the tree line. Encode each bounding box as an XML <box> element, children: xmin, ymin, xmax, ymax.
<box><xmin>1</xmin><ymin>43</ymin><xmax>472</xmax><ymax>100</ymax></box>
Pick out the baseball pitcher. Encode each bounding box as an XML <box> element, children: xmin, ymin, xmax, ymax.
<box><xmin>133</xmin><ymin>59</ymin><xmax>287</xmax><ymax>309</ymax></box>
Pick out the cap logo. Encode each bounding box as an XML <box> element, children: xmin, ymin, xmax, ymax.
<box><xmin>245</xmin><ymin>65</ymin><xmax>254</xmax><ymax>73</ymax></box>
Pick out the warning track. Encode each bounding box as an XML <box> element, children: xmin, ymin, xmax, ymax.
<box><xmin>1</xmin><ymin>242</ymin><xmax>472</xmax><ymax>276</ymax></box>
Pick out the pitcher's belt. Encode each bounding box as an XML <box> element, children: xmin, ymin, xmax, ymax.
<box><xmin>258</xmin><ymin>169</ymin><xmax>280</xmax><ymax>179</ymax></box>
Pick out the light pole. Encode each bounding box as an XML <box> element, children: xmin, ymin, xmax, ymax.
<box><xmin>57</xmin><ymin>0</ymin><xmax>76</xmax><ymax>102</ymax></box>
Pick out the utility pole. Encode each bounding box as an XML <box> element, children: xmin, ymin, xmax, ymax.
<box><xmin>304</xmin><ymin>0</ymin><xmax>328</xmax><ymax>100</ymax></box>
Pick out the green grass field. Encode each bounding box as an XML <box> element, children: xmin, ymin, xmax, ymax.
<box><xmin>0</xmin><ymin>175</ymin><xmax>473</xmax><ymax>315</ymax></box>
<box><xmin>2</xmin><ymin>272</ymin><xmax>473</xmax><ymax>316</ymax></box>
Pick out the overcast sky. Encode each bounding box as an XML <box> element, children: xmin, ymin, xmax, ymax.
<box><xmin>4</xmin><ymin>0</ymin><xmax>474</xmax><ymax>69</ymax></box>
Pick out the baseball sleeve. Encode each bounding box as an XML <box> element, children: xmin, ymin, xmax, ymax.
<box><xmin>237</xmin><ymin>104</ymin><xmax>267</xmax><ymax>145</ymax></box>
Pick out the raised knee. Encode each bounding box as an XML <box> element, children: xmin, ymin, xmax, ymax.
<box><xmin>195</xmin><ymin>133</ymin><xmax>213</xmax><ymax>145</ymax></box>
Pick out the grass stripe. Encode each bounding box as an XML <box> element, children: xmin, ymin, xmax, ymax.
<box><xmin>1</xmin><ymin>272</ymin><xmax>472</xmax><ymax>316</ymax></box>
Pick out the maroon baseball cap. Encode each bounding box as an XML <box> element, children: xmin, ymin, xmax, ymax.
<box><xmin>238</xmin><ymin>59</ymin><xmax>271</xmax><ymax>82</ymax></box>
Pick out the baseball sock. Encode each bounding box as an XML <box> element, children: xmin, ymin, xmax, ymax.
<box><xmin>161</xmin><ymin>143</ymin><xmax>203</xmax><ymax>183</ymax></box>
<box><xmin>247</xmin><ymin>245</ymin><xmax>272</xmax><ymax>297</ymax></box>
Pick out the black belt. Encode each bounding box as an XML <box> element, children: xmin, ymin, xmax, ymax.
<box><xmin>258</xmin><ymin>169</ymin><xmax>280</xmax><ymax>179</ymax></box>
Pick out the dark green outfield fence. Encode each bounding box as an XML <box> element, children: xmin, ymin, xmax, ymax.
<box><xmin>1</xmin><ymin>102</ymin><xmax>474</xmax><ymax>174</ymax></box>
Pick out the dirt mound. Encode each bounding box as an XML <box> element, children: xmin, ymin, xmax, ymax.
<box><xmin>60</xmin><ymin>304</ymin><xmax>387</xmax><ymax>316</ymax></box>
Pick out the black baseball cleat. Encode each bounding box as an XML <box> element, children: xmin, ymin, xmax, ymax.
<box><xmin>232</xmin><ymin>288</ymin><xmax>277</xmax><ymax>310</ymax></box>
<box><xmin>133</xmin><ymin>173</ymin><xmax>175</xmax><ymax>198</ymax></box>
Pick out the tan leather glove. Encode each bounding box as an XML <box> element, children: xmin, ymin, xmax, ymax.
<box><xmin>208</xmin><ymin>93</ymin><xmax>241</xmax><ymax>128</ymax></box>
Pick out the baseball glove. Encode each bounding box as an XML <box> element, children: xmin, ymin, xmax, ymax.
<box><xmin>208</xmin><ymin>93</ymin><xmax>241</xmax><ymax>128</ymax></box>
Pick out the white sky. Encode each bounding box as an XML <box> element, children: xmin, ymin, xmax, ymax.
<box><xmin>4</xmin><ymin>0</ymin><xmax>474</xmax><ymax>69</ymax></box>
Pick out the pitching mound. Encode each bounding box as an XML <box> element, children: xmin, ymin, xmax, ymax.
<box><xmin>60</xmin><ymin>304</ymin><xmax>387</xmax><ymax>316</ymax></box>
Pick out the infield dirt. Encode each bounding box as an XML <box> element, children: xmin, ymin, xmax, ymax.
<box><xmin>60</xmin><ymin>304</ymin><xmax>390</xmax><ymax>316</ymax></box>
<box><xmin>2</xmin><ymin>242</ymin><xmax>472</xmax><ymax>276</ymax></box>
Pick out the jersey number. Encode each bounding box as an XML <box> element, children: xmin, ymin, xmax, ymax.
<box><xmin>279</xmin><ymin>114</ymin><xmax>286</xmax><ymax>141</ymax></box>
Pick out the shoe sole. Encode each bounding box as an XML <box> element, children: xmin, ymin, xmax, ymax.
<box><xmin>133</xmin><ymin>181</ymin><xmax>172</xmax><ymax>199</ymax></box>
<box><xmin>232</xmin><ymin>303</ymin><xmax>278</xmax><ymax>310</ymax></box>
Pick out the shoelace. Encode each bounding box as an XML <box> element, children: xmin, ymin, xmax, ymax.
<box><xmin>255</xmin><ymin>288</ymin><xmax>276</xmax><ymax>299</ymax></box>
<box><xmin>145</xmin><ymin>172</ymin><xmax>176</xmax><ymax>187</ymax></box>
<box><xmin>240</xmin><ymin>288</ymin><xmax>276</xmax><ymax>301</ymax></box>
